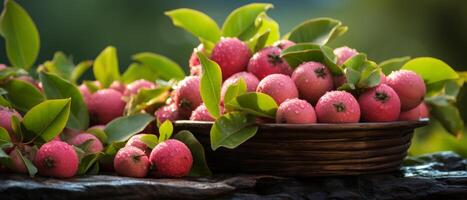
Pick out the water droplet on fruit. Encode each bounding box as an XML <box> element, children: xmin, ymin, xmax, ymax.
<box><xmin>294</xmin><ymin>110</ymin><xmax>300</xmax><ymax>114</ymax></box>
<box><xmin>279</xmin><ymin>82</ymin><xmax>285</xmax><ymax>86</ymax></box>
<box><xmin>305</xmin><ymin>79</ymin><xmax>309</xmax><ymax>83</ymax></box>
<box><xmin>299</xmin><ymin>104</ymin><xmax>305</xmax><ymax>109</ymax></box>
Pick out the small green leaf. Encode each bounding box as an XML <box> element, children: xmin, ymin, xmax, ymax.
<box><xmin>402</xmin><ymin>57</ymin><xmax>459</xmax><ymax>85</ymax></box>
<box><xmin>124</xmin><ymin>87</ymin><xmax>170</xmax><ymax>115</ymax></box>
<box><xmin>22</xmin><ymin>99</ymin><xmax>71</xmax><ymax>142</ymax></box>
<box><xmin>39</xmin><ymin>72</ymin><xmax>89</xmax><ymax>131</ymax></box>
<box><xmin>258</xmin><ymin>15</ymin><xmax>280</xmax><ymax>45</ymax></box>
<box><xmin>70</xmin><ymin>60</ymin><xmax>93</xmax><ymax>84</ymax></box>
<box><xmin>139</xmin><ymin>134</ymin><xmax>158</xmax><ymax>149</ymax></box>
<box><xmin>77</xmin><ymin>152</ymin><xmax>103</xmax><ymax>175</ymax></box>
<box><xmin>430</xmin><ymin>104</ymin><xmax>463</xmax><ymax>136</ymax></box>
<box><xmin>17</xmin><ymin>149</ymin><xmax>38</xmax><ymax>177</ymax></box>
<box><xmin>225</xmin><ymin>92</ymin><xmax>278</xmax><ymax>118</ymax></box>
<box><xmin>246</xmin><ymin>30</ymin><xmax>270</xmax><ymax>53</ymax></box>
<box><xmin>379</xmin><ymin>56</ymin><xmax>411</xmax><ymax>75</ymax></box>
<box><xmin>223</xmin><ymin>78</ymin><xmax>247</xmax><ymax>104</ymax></box>
<box><xmin>2</xmin><ymin>79</ymin><xmax>45</xmax><ymax>113</ymax></box>
<box><xmin>83</xmin><ymin>80</ymin><xmax>100</xmax><ymax>93</ymax></box>
<box><xmin>198</xmin><ymin>52</ymin><xmax>222</xmax><ymax>119</ymax></box>
<box><xmin>158</xmin><ymin>120</ymin><xmax>173</xmax><ymax>143</ymax></box>
<box><xmin>0</xmin><ymin>0</ymin><xmax>40</xmax><ymax>69</ymax></box>
<box><xmin>87</xmin><ymin>127</ymin><xmax>107</xmax><ymax>144</ymax></box>
<box><xmin>280</xmin><ymin>43</ymin><xmax>342</xmax><ymax>75</ymax></box>
<box><xmin>122</xmin><ymin>63</ymin><xmax>159</xmax><ymax>84</ymax></box>
<box><xmin>165</xmin><ymin>8</ymin><xmax>221</xmax><ymax>43</ymax></box>
<box><xmin>42</xmin><ymin>52</ymin><xmax>74</xmax><ymax>81</ymax></box>
<box><xmin>10</xmin><ymin>115</ymin><xmax>22</xmax><ymax>142</ymax></box>
<box><xmin>0</xmin><ymin>127</ymin><xmax>11</xmax><ymax>145</ymax></box>
<box><xmin>287</xmin><ymin>18</ymin><xmax>345</xmax><ymax>45</ymax></box>
<box><xmin>174</xmin><ymin>130</ymin><xmax>212</xmax><ymax>177</ymax></box>
<box><xmin>0</xmin><ymin>67</ymin><xmax>28</xmax><ymax>81</ymax></box>
<box><xmin>104</xmin><ymin>113</ymin><xmax>155</xmax><ymax>144</ymax></box>
<box><xmin>210</xmin><ymin>112</ymin><xmax>258</xmax><ymax>150</ymax></box>
<box><xmin>132</xmin><ymin>52</ymin><xmax>185</xmax><ymax>81</ymax></box>
<box><xmin>93</xmin><ymin>46</ymin><xmax>121</xmax><ymax>88</ymax></box>
<box><xmin>221</xmin><ymin>3</ymin><xmax>273</xmax><ymax>39</ymax></box>
<box><xmin>76</xmin><ymin>139</ymin><xmax>95</xmax><ymax>153</ymax></box>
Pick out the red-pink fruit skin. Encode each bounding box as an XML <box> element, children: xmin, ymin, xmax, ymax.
<box><xmin>221</xmin><ymin>72</ymin><xmax>259</xmax><ymax>100</ymax></box>
<box><xmin>315</xmin><ymin>91</ymin><xmax>361</xmax><ymax>123</ymax></box>
<box><xmin>88</xmin><ymin>89</ymin><xmax>125</xmax><ymax>124</ymax></box>
<box><xmin>190</xmin><ymin>104</ymin><xmax>215</xmax><ymax>121</ymax></box>
<box><xmin>114</xmin><ymin>146</ymin><xmax>150</xmax><ymax>178</ymax></box>
<box><xmin>211</xmin><ymin>38</ymin><xmax>252</xmax><ymax>80</ymax></box>
<box><xmin>173</xmin><ymin>76</ymin><xmax>202</xmax><ymax>111</ymax></box>
<box><xmin>109</xmin><ymin>81</ymin><xmax>126</xmax><ymax>94</ymax></box>
<box><xmin>358</xmin><ymin>84</ymin><xmax>401</xmax><ymax>122</ymax></box>
<box><xmin>334</xmin><ymin>46</ymin><xmax>358</xmax><ymax>66</ymax></box>
<box><xmin>399</xmin><ymin>102</ymin><xmax>429</xmax><ymax>121</ymax></box>
<box><xmin>386</xmin><ymin>70</ymin><xmax>426</xmax><ymax>111</ymax></box>
<box><xmin>123</xmin><ymin>79</ymin><xmax>156</xmax><ymax>97</ymax></box>
<box><xmin>256</xmin><ymin>74</ymin><xmax>299</xmax><ymax>105</ymax></box>
<box><xmin>247</xmin><ymin>46</ymin><xmax>293</xmax><ymax>80</ymax></box>
<box><xmin>155</xmin><ymin>103</ymin><xmax>182</xmax><ymax>122</ymax></box>
<box><xmin>9</xmin><ymin>148</ymin><xmax>28</xmax><ymax>174</ymax></box>
<box><xmin>149</xmin><ymin>139</ymin><xmax>193</xmax><ymax>178</ymax></box>
<box><xmin>276</xmin><ymin>99</ymin><xmax>317</xmax><ymax>124</ymax></box>
<box><xmin>126</xmin><ymin>134</ymin><xmax>151</xmax><ymax>155</ymax></box>
<box><xmin>34</xmin><ymin>141</ymin><xmax>79</xmax><ymax>178</ymax></box>
<box><xmin>189</xmin><ymin>44</ymin><xmax>203</xmax><ymax>67</ymax></box>
<box><xmin>68</xmin><ymin>133</ymin><xmax>103</xmax><ymax>154</ymax></box>
<box><xmin>273</xmin><ymin>40</ymin><xmax>296</xmax><ymax>50</ymax></box>
<box><xmin>292</xmin><ymin>62</ymin><xmax>334</xmax><ymax>105</ymax></box>
<box><xmin>0</xmin><ymin>106</ymin><xmax>22</xmax><ymax>140</ymax></box>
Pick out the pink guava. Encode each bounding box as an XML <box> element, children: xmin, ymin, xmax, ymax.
<box><xmin>399</xmin><ymin>102</ymin><xmax>429</xmax><ymax>121</ymax></box>
<box><xmin>273</xmin><ymin>40</ymin><xmax>296</xmax><ymax>50</ymax></box>
<box><xmin>34</xmin><ymin>141</ymin><xmax>79</xmax><ymax>178</ymax></box>
<box><xmin>123</xmin><ymin>79</ymin><xmax>157</xmax><ymax>97</ymax></box>
<box><xmin>315</xmin><ymin>91</ymin><xmax>361</xmax><ymax>123</ymax></box>
<box><xmin>88</xmin><ymin>89</ymin><xmax>125</xmax><ymax>124</ymax></box>
<box><xmin>247</xmin><ymin>46</ymin><xmax>293</xmax><ymax>80</ymax></box>
<box><xmin>109</xmin><ymin>81</ymin><xmax>126</xmax><ymax>94</ymax></box>
<box><xmin>386</xmin><ymin>70</ymin><xmax>426</xmax><ymax>111</ymax></box>
<box><xmin>211</xmin><ymin>38</ymin><xmax>252</xmax><ymax>80</ymax></box>
<box><xmin>126</xmin><ymin>134</ymin><xmax>152</xmax><ymax>155</ymax></box>
<box><xmin>114</xmin><ymin>146</ymin><xmax>150</xmax><ymax>178</ymax></box>
<box><xmin>221</xmin><ymin>72</ymin><xmax>259</xmax><ymax>101</ymax></box>
<box><xmin>149</xmin><ymin>139</ymin><xmax>193</xmax><ymax>178</ymax></box>
<box><xmin>67</xmin><ymin>133</ymin><xmax>103</xmax><ymax>154</ymax></box>
<box><xmin>276</xmin><ymin>98</ymin><xmax>317</xmax><ymax>124</ymax></box>
<box><xmin>358</xmin><ymin>84</ymin><xmax>401</xmax><ymax>122</ymax></box>
<box><xmin>190</xmin><ymin>104</ymin><xmax>216</xmax><ymax>121</ymax></box>
<box><xmin>292</xmin><ymin>61</ymin><xmax>334</xmax><ymax>105</ymax></box>
<box><xmin>0</xmin><ymin>106</ymin><xmax>22</xmax><ymax>135</ymax></box>
<box><xmin>173</xmin><ymin>76</ymin><xmax>202</xmax><ymax>113</ymax></box>
<box><xmin>334</xmin><ymin>46</ymin><xmax>358</xmax><ymax>66</ymax></box>
<box><xmin>256</xmin><ymin>74</ymin><xmax>299</xmax><ymax>105</ymax></box>
<box><xmin>154</xmin><ymin>103</ymin><xmax>183</xmax><ymax>122</ymax></box>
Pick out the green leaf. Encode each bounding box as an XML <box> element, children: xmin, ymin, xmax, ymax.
<box><xmin>122</xmin><ymin>63</ymin><xmax>159</xmax><ymax>84</ymax></box>
<box><xmin>104</xmin><ymin>113</ymin><xmax>155</xmax><ymax>143</ymax></box>
<box><xmin>39</xmin><ymin>72</ymin><xmax>89</xmax><ymax>131</ymax></box>
<box><xmin>280</xmin><ymin>43</ymin><xmax>342</xmax><ymax>75</ymax></box>
<box><xmin>246</xmin><ymin>29</ymin><xmax>270</xmax><ymax>53</ymax></box>
<box><xmin>401</xmin><ymin>57</ymin><xmax>459</xmax><ymax>85</ymax></box>
<box><xmin>210</xmin><ymin>112</ymin><xmax>258</xmax><ymax>150</ymax></box>
<box><xmin>124</xmin><ymin>87</ymin><xmax>170</xmax><ymax>115</ymax></box>
<box><xmin>0</xmin><ymin>127</ymin><xmax>11</xmax><ymax>146</ymax></box>
<box><xmin>10</xmin><ymin>115</ymin><xmax>22</xmax><ymax>142</ymax></box>
<box><xmin>83</xmin><ymin>80</ymin><xmax>100</xmax><ymax>93</ymax></box>
<box><xmin>70</xmin><ymin>60</ymin><xmax>93</xmax><ymax>84</ymax></box>
<box><xmin>430</xmin><ymin>104</ymin><xmax>464</xmax><ymax>136</ymax></box>
<box><xmin>77</xmin><ymin>152</ymin><xmax>103</xmax><ymax>175</ymax></box>
<box><xmin>22</xmin><ymin>99</ymin><xmax>71</xmax><ymax>142</ymax></box>
<box><xmin>0</xmin><ymin>67</ymin><xmax>27</xmax><ymax>81</ymax></box>
<box><xmin>87</xmin><ymin>126</ymin><xmax>107</xmax><ymax>144</ymax></box>
<box><xmin>225</xmin><ymin>92</ymin><xmax>278</xmax><ymax>118</ymax></box>
<box><xmin>259</xmin><ymin>15</ymin><xmax>280</xmax><ymax>46</ymax></box>
<box><xmin>198</xmin><ymin>52</ymin><xmax>222</xmax><ymax>119</ymax></box>
<box><xmin>0</xmin><ymin>0</ymin><xmax>40</xmax><ymax>69</ymax></box>
<box><xmin>16</xmin><ymin>149</ymin><xmax>38</xmax><ymax>177</ymax></box>
<box><xmin>139</xmin><ymin>134</ymin><xmax>158</xmax><ymax>149</ymax></box>
<box><xmin>42</xmin><ymin>52</ymin><xmax>74</xmax><ymax>81</ymax></box>
<box><xmin>2</xmin><ymin>79</ymin><xmax>44</xmax><ymax>113</ymax></box>
<box><xmin>158</xmin><ymin>120</ymin><xmax>173</xmax><ymax>143</ymax></box>
<box><xmin>221</xmin><ymin>3</ymin><xmax>273</xmax><ymax>39</ymax></box>
<box><xmin>132</xmin><ymin>52</ymin><xmax>185</xmax><ymax>81</ymax></box>
<box><xmin>93</xmin><ymin>46</ymin><xmax>121</xmax><ymax>88</ymax></box>
<box><xmin>165</xmin><ymin>8</ymin><xmax>221</xmax><ymax>43</ymax></box>
<box><xmin>223</xmin><ymin>78</ymin><xmax>247</xmax><ymax>104</ymax></box>
<box><xmin>174</xmin><ymin>130</ymin><xmax>212</xmax><ymax>177</ymax></box>
<box><xmin>379</xmin><ymin>56</ymin><xmax>411</xmax><ymax>75</ymax></box>
<box><xmin>287</xmin><ymin>18</ymin><xmax>345</xmax><ymax>45</ymax></box>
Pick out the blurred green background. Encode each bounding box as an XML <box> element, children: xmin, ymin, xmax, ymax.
<box><xmin>0</xmin><ymin>0</ymin><xmax>466</xmax><ymax>156</ymax></box>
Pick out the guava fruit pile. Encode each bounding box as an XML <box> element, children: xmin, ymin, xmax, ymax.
<box><xmin>0</xmin><ymin>1</ymin><xmax>464</xmax><ymax>179</ymax></box>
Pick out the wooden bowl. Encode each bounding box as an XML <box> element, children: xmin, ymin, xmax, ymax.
<box><xmin>174</xmin><ymin>119</ymin><xmax>429</xmax><ymax>176</ymax></box>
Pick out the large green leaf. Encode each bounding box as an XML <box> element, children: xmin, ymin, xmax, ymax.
<box><xmin>198</xmin><ymin>52</ymin><xmax>222</xmax><ymax>119</ymax></box>
<box><xmin>379</xmin><ymin>56</ymin><xmax>411</xmax><ymax>75</ymax></box>
<box><xmin>39</xmin><ymin>72</ymin><xmax>89</xmax><ymax>130</ymax></box>
<box><xmin>93</xmin><ymin>46</ymin><xmax>121</xmax><ymax>88</ymax></box>
<box><xmin>287</xmin><ymin>18</ymin><xmax>346</xmax><ymax>45</ymax></box>
<box><xmin>174</xmin><ymin>130</ymin><xmax>212</xmax><ymax>177</ymax></box>
<box><xmin>401</xmin><ymin>57</ymin><xmax>459</xmax><ymax>85</ymax></box>
<box><xmin>0</xmin><ymin>0</ymin><xmax>40</xmax><ymax>69</ymax></box>
<box><xmin>280</xmin><ymin>43</ymin><xmax>342</xmax><ymax>75</ymax></box>
<box><xmin>210</xmin><ymin>112</ymin><xmax>258</xmax><ymax>150</ymax></box>
<box><xmin>165</xmin><ymin>8</ymin><xmax>221</xmax><ymax>43</ymax></box>
<box><xmin>259</xmin><ymin>15</ymin><xmax>280</xmax><ymax>45</ymax></box>
<box><xmin>430</xmin><ymin>104</ymin><xmax>464</xmax><ymax>137</ymax></box>
<box><xmin>42</xmin><ymin>52</ymin><xmax>74</xmax><ymax>81</ymax></box>
<box><xmin>2</xmin><ymin>79</ymin><xmax>45</xmax><ymax>113</ymax></box>
<box><xmin>132</xmin><ymin>52</ymin><xmax>185</xmax><ymax>81</ymax></box>
<box><xmin>122</xmin><ymin>63</ymin><xmax>159</xmax><ymax>84</ymax></box>
<box><xmin>104</xmin><ymin>113</ymin><xmax>155</xmax><ymax>144</ymax></box>
<box><xmin>221</xmin><ymin>3</ymin><xmax>273</xmax><ymax>39</ymax></box>
<box><xmin>22</xmin><ymin>99</ymin><xmax>71</xmax><ymax>142</ymax></box>
<box><xmin>225</xmin><ymin>92</ymin><xmax>278</xmax><ymax>118</ymax></box>
<box><xmin>70</xmin><ymin>60</ymin><xmax>93</xmax><ymax>84</ymax></box>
